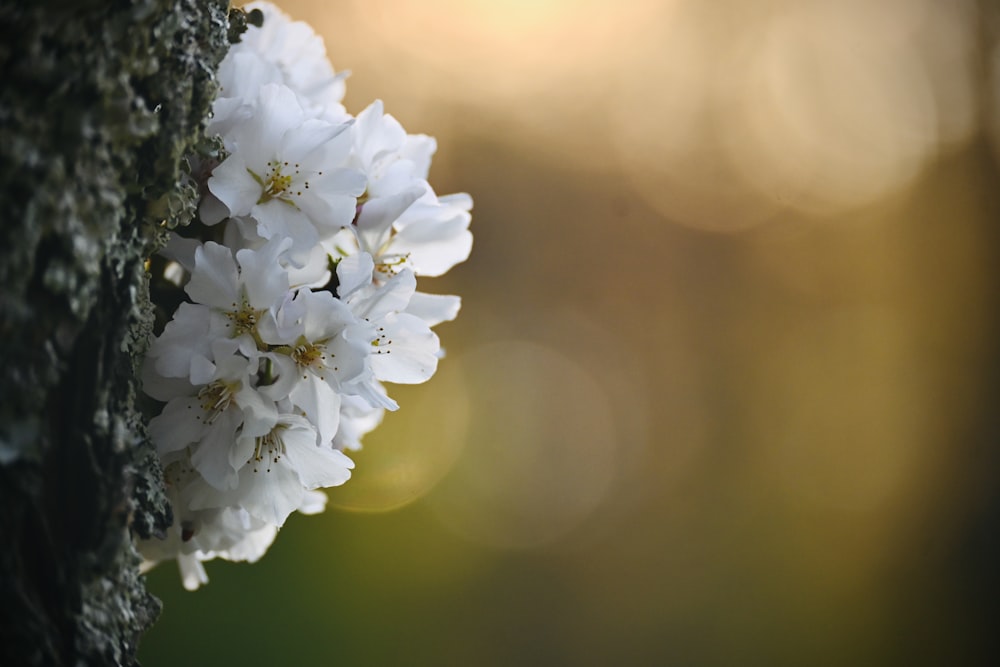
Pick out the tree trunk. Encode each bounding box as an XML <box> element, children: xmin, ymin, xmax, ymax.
<box><xmin>0</xmin><ymin>1</ymin><xmax>241</xmax><ymax>664</ymax></box>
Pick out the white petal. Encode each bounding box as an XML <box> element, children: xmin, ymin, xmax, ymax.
<box><xmin>392</xmin><ymin>221</ymin><xmax>473</xmax><ymax>277</ymax></box>
<box><xmin>355</xmin><ymin>186</ymin><xmax>423</xmax><ymax>255</ymax></box>
<box><xmin>284</xmin><ymin>244</ymin><xmax>332</xmax><ymax>289</ymax></box>
<box><xmin>401</xmin><ymin>133</ymin><xmax>436</xmax><ymax>179</ymax></box>
<box><xmin>190</xmin><ymin>408</ymin><xmax>244</xmax><ymax>490</ymax></box>
<box><xmin>296</xmin><ymin>189</ymin><xmax>360</xmax><ymax>237</ymax></box>
<box><xmin>280</xmin><ymin>118</ymin><xmax>352</xmax><ymax>164</ymax></box>
<box><xmin>289</xmin><ymin>374</ymin><xmax>341</xmax><ymax>444</ymax></box>
<box><xmin>239</xmin><ymin>84</ymin><xmax>306</xmax><ymax>168</ymax></box>
<box><xmin>333</xmin><ymin>396</ymin><xmax>385</xmax><ymax>451</ymax></box>
<box><xmin>149</xmin><ymin>303</ymin><xmax>212</xmax><ymax>380</ymax></box>
<box><xmin>256</xmin><ymin>353</ymin><xmax>298</xmax><ymax>403</ymax></box>
<box><xmin>322</xmin><ymin>329</ymin><xmax>369</xmax><ymax>385</ymax></box>
<box><xmin>371</xmin><ymin>313</ymin><xmax>440</xmax><ymax>384</ymax></box>
<box><xmin>297</xmin><ymin>289</ymin><xmax>356</xmax><ymax>342</ymax></box>
<box><xmin>186</xmin><ymin>242</ymin><xmax>240</xmax><ymax>309</ymax></box>
<box><xmin>207</xmin><ymin>154</ymin><xmax>260</xmax><ymax>218</ymax></box>
<box><xmin>217</xmin><ymin>521</ymin><xmax>278</xmax><ymax>563</ymax></box>
<box><xmin>235</xmin><ymin>238</ymin><xmax>292</xmax><ymax>309</ymax></box>
<box><xmin>231</xmin><ymin>432</ymin><xmax>256</xmax><ymax>472</ymax></box>
<box><xmin>141</xmin><ymin>362</ymin><xmax>195</xmax><ymax>402</ymax></box>
<box><xmin>438</xmin><ymin>192</ymin><xmax>473</xmax><ymax>211</ymax></box>
<box><xmin>198</xmin><ymin>192</ymin><xmax>231</xmax><ymax>226</ymax></box>
<box><xmin>235</xmin><ymin>384</ymin><xmax>279</xmax><ymax>440</ymax></box>
<box><xmin>178</xmin><ymin>554</ymin><xmax>208</xmax><ymax>591</ymax></box>
<box><xmin>406</xmin><ymin>292</ymin><xmax>461</xmax><ymax>327</ymax></box>
<box><xmin>160</xmin><ymin>233</ymin><xmax>201</xmax><ymax>273</ymax></box>
<box><xmin>347</xmin><ymin>269</ymin><xmax>415</xmax><ymax>320</ymax></box>
<box><xmin>391</xmin><ymin>195</ymin><xmax>473</xmax><ymax>276</ymax></box>
<box><xmin>148</xmin><ymin>397</ymin><xmax>204</xmax><ymax>455</ymax></box>
<box><xmin>336</xmin><ymin>252</ymin><xmax>374</xmax><ymax>299</ymax></box>
<box><xmin>238</xmin><ymin>464</ymin><xmax>303</xmax><ymax>526</ymax></box>
<box><xmin>188</xmin><ymin>354</ymin><xmax>217</xmax><ymax>387</ymax></box>
<box><xmin>297</xmin><ymin>489</ymin><xmax>328</xmax><ymax>515</ymax></box>
<box><xmin>342</xmin><ymin>372</ymin><xmax>399</xmax><ymax>411</ymax></box>
<box><xmin>207</xmin><ymin>94</ymin><xmax>248</xmax><ymax>138</ymax></box>
<box><xmin>284</xmin><ymin>440</ymin><xmax>354</xmax><ymax>489</ymax></box>
<box><xmin>252</xmin><ymin>199</ymin><xmax>319</xmax><ymax>261</ymax></box>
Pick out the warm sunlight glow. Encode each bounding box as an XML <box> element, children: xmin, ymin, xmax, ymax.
<box><xmin>429</xmin><ymin>341</ymin><xmax>618</xmax><ymax>550</ymax></box>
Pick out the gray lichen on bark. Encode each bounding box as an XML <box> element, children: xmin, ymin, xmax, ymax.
<box><xmin>0</xmin><ymin>1</ymin><xmax>243</xmax><ymax>664</ymax></box>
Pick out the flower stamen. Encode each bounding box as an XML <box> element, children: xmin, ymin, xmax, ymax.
<box><xmin>196</xmin><ymin>381</ymin><xmax>237</xmax><ymax>424</ymax></box>
<box><xmin>224</xmin><ymin>297</ymin><xmax>262</xmax><ymax>337</ymax></box>
<box><xmin>291</xmin><ymin>340</ymin><xmax>327</xmax><ymax>369</ymax></box>
<box><xmin>250</xmin><ymin>429</ymin><xmax>285</xmax><ymax>473</ymax></box>
<box><xmin>254</xmin><ymin>160</ymin><xmax>302</xmax><ymax>208</ymax></box>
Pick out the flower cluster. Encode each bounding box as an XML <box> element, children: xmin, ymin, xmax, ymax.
<box><xmin>138</xmin><ymin>2</ymin><xmax>472</xmax><ymax>589</ymax></box>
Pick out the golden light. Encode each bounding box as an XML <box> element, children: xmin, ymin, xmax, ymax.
<box><xmin>609</xmin><ymin>0</ymin><xmax>981</xmax><ymax>230</ymax></box>
<box><xmin>427</xmin><ymin>340</ymin><xmax>619</xmax><ymax>550</ymax></box>
<box><xmin>723</xmin><ymin>0</ymin><xmax>977</xmax><ymax>215</ymax></box>
<box><xmin>326</xmin><ymin>360</ymin><xmax>470</xmax><ymax>512</ymax></box>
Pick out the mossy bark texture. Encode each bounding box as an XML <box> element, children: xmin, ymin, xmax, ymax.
<box><xmin>0</xmin><ymin>1</ymin><xmax>240</xmax><ymax>664</ymax></box>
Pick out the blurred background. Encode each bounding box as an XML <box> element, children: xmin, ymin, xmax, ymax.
<box><xmin>140</xmin><ymin>0</ymin><xmax>1000</xmax><ymax>664</ymax></box>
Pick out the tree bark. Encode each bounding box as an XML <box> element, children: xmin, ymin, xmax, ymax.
<box><xmin>0</xmin><ymin>1</ymin><xmax>241</xmax><ymax>664</ymax></box>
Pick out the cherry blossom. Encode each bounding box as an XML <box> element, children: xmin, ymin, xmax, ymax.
<box><xmin>137</xmin><ymin>1</ymin><xmax>472</xmax><ymax>588</ymax></box>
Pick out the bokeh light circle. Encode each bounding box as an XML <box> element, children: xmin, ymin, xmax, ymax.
<box><xmin>326</xmin><ymin>360</ymin><xmax>470</xmax><ymax>513</ymax></box>
<box><xmin>427</xmin><ymin>340</ymin><xmax>618</xmax><ymax>550</ymax></box>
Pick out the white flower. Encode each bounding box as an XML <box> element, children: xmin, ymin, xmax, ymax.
<box><xmin>350</xmin><ymin>100</ymin><xmax>412</xmax><ymax>189</ymax></box>
<box><xmin>147</xmin><ymin>351</ymin><xmax>278</xmax><ymax>490</ymax></box>
<box><xmin>206</xmin><ymin>83</ymin><xmax>365</xmax><ymax>260</ymax></box>
<box><xmin>258</xmin><ymin>288</ymin><xmax>370</xmax><ymax>443</ymax></box>
<box><xmin>313</xmin><ymin>99</ymin><xmax>473</xmax><ymax>283</ymax></box>
<box><xmin>186</xmin><ymin>414</ymin><xmax>354</xmax><ymax>526</ymax></box>
<box><xmin>141</xmin><ymin>1</ymin><xmax>472</xmax><ymax>590</ymax></box>
<box><xmin>332</xmin><ymin>394</ymin><xmax>385</xmax><ymax>452</ymax></box>
<box><xmin>167</xmin><ymin>509</ymin><xmax>279</xmax><ymax>591</ymax></box>
<box><xmin>143</xmin><ymin>302</ymin><xmax>216</xmax><ymax>387</ymax></box>
<box><xmin>332</xmin><ymin>188</ymin><xmax>473</xmax><ymax>280</ymax></box>
<box><xmin>138</xmin><ymin>454</ymin><xmax>280</xmax><ymax>590</ymax></box>
<box><xmin>145</xmin><ymin>239</ymin><xmax>293</xmax><ymax>391</ymax></box>
<box><xmin>338</xmin><ymin>257</ymin><xmax>441</xmax><ymax>400</ymax></box>
<box><xmin>186</xmin><ymin>238</ymin><xmax>292</xmax><ymax>351</ymax></box>
<box><xmin>389</xmin><ymin>192</ymin><xmax>474</xmax><ymax>277</ymax></box>
<box><xmin>212</xmin><ymin>1</ymin><xmax>349</xmax><ymax>131</ymax></box>
<box><xmin>237</xmin><ymin>1</ymin><xmax>348</xmax><ymax>112</ymax></box>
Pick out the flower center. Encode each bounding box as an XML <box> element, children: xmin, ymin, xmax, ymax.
<box><xmin>252</xmin><ymin>160</ymin><xmax>309</xmax><ymax>207</ymax></box>
<box><xmin>374</xmin><ymin>252</ymin><xmax>411</xmax><ymax>276</ymax></box>
<box><xmin>250</xmin><ymin>428</ymin><xmax>285</xmax><ymax>473</ymax></box>
<box><xmin>291</xmin><ymin>341</ymin><xmax>325</xmax><ymax>368</ymax></box>
<box><xmin>196</xmin><ymin>381</ymin><xmax>236</xmax><ymax>424</ymax></box>
<box><xmin>265</xmin><ymin>172</ymin><xmax>292</xmax><ymax>198</ymax></box>
<box><xmin>163</xmin><ymin>459</ymin><xmax>195</xmax><ymax>487</ymax></box>
<box><xmin>225</xmin><ymin>297</ymin><xmax>262</xmax><ymax>337</ymax></box>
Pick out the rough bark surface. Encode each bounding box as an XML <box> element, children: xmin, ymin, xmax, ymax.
<box><xmin>0</xmin><ymin>1</ymin><xmax>241</xmax><ymax>664</ymax></box>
